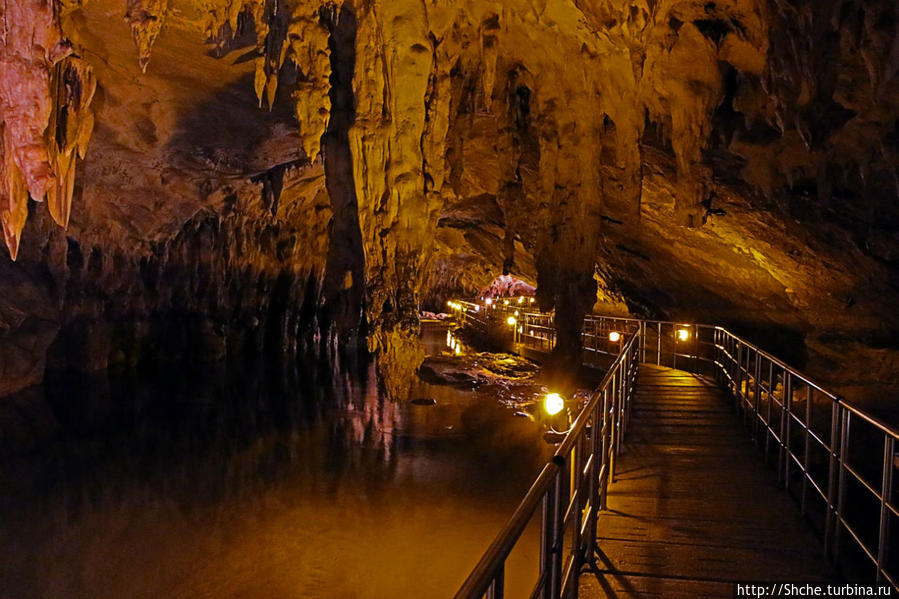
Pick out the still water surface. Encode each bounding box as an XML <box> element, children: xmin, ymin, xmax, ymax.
<box><xmin>0</xmin><ymin>325</ymin><xmax>550</xmax><ymax>598</ymax></box>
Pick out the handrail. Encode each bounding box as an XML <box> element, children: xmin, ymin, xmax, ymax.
<box><xmin>449</xmin><ymin>298</ymin><xmax>899</xmax><ymax>594</ymax></box>
<box><xmin>453</xmin><ymin>301</ymin><xmax>640</xmax><ymax>598</ymax></box>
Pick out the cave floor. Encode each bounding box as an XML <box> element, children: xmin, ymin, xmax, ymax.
<box><xmin>579</xmin><ymin>365</ymin><xmax>838</xmax><ymax>598</ymax></box>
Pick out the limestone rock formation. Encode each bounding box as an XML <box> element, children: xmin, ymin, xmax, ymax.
<box><xmin>0</xmin><ymin>0</ymin><xmax>897</xmax><ymax>407</ymax></box>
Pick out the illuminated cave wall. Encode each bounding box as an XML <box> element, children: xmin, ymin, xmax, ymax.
<box><xmin>1</xmin><ymin>0</ymin><xmax>898</xmax><ymax>400</ymax></box>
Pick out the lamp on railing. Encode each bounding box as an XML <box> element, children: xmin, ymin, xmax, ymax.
<box><xmin>677</xmin><ymin>327</ymin><xmax>690</xmax><ymax>341</ymax></box>
<box><xmin>609</xmin><ymin>331</ymin><xmax>621</xmax><ymax>343</ymax></box>
<box><xmin>544</xmin><ymin>392</ymin><xmax>564</xmax><ymax>415</ymax></box>
<box><xmin>506</xmin><ymin>316</ymin><xmax>517</xmax><ymax>326</ymax></box>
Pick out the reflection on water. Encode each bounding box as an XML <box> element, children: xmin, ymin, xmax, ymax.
<box><xmin>0</xmin><ymin>325</ymin><xmax>550</xmax><ymax>598</ymax></box>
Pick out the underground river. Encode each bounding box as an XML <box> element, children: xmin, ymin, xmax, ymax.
<box><xmin>0</xmin><ymin>324</ymin><xmax>553</xmax><ymax>598</ymax></box>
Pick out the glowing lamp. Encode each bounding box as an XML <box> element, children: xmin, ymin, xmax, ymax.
<box><xmin>544</xmin><ymin>393</ymin><xmax>564</xmax><ymax>416</ymax></box>
<box><xmin>677</xmin><ymin>328</ymin><xmax>690</xmax><ymax>341</ymax></box>
<box><xmin>608</xmin><ymin>331</ymin><xmax>621</xmax><ymax>343</ymax></box>
<box><xmin>503</xmin><ymin>299</ymin><xmax>510</xmax><ymax>305</ymax></box>
<box><xmin>518</xmin><ymin>296</ymin><xmax>524</xmax><ymax>304</ymax></box>
<box><xmin>514</xmin><ymin>310</ymin><xmax>519</xmax><ymax>316</ymax></box>
<box><xmin>447</xmin><ymin>300</ymin><xmax>452</xmax><ymax>307</ymax></box>
<box><xmin>474</xmin><ymin>305</ymin><xmax>480</xmax><ymax>312</ymax></box>
<box><xmin>506</xmin><ymin>316</ymin><xmax>517</xmax><ymax>326</ymax></box>
<box><xmin>529</xmin><ymin>297</ymin><xmax>535</xmax><ymax>304</ymax></box>
<box><xmin>485</xmin><ymin>298</ymin><xmax>493</xmax><ymax>306</ymax></box>
<box><xmin>454</xmin><ymin>345</ymin><xmax>462</xmax><ymax>355</ymax></box>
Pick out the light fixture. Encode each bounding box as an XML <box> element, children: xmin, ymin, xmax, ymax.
<box><xmin>514</xmin><ymin>310</ymin><xmax>519</xmax><ymax>316</ymax></box>
<box><xmin>608</xmin><ymin>331</ymin><xmax>621</xmax><ymax>343</ymax></box>
<box><xmin>454</xmin><ymin>345</ymin><xmax>462</xmax><ymax>355</ymax></box>
<box><xmin>529</xmin><ymin>297</ymin><xmax>535</xmax><ymax>304</ymax></box>
<box><xmin>544</xmin><ymin>392</ymin><xmax>564</xmax><ymax>415</ymax></box>
<box><xmin>503</xmin><ymin>299</ymin><xmax>510</xmax><ymax>305</ymax></box>
<box><xmin>474</xmin><ymin>305</ymin><xmax>480</xmax><ymax>312</ymax></box>
<box><xmin>677</xmin><ymin>328</ymin><xmax>690</xmax><ymax>341</ymax></box>
<box><xmin>485</xmin><ymin>298</ymin><xmax>493</xmax><ymax>306</ymax></box>
<box><xmin>506</xmin><ymin>316</ymin><xmax>517</xmax><ymax>326</ymax></box>
<box><xmin>518</xmin><ymin>296</ymin><xmax>524</xmax><ymax>304</ymax></box>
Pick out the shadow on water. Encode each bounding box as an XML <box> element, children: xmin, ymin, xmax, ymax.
<box><xmin>0</xmin><ymin>325</ymin><xmax>550</xmax><ymax>598</ymax></box>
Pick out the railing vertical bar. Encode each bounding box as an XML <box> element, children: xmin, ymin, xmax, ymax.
<box><xmin>781</xmin><ymin>372</ymin><xmax>792</xmax><ymax>487</ymax></box>
<box><xmin>765</xmin><ymin>359</ymin><xmax>774</xmax><ymax>462</ymax></box>
<box><xmin>877</xmin><ymin>436</ymin><xmax>894</xmax><ymax>581</ymax></box>
<box><xmin>825</xmin><ymin>401</ymin><xmax>840</xmax><ymax>555</ymax></box>
<box><xmin>753</xmin><ymin>351</ymin><xmax>761</xmax><ymax>442</ymax></box>
<box><xmin>657</xmin><ymin>321</ymin><xmax>662</xmax><ymax>366</ymax></box>
<box><xmin>834</xmin><ymin>409</ymin><xmax>850</xmax><ymax>559</ymax></box>
<box><xmin>801</xmin><ymin>385</ymin><xmax>812</xmax><ymax>516</ymax></box>
<box><xmin>540</xmin><ymin>493</ymin><xmax>553</xmax><ymax>599</ymax></box>
<box><xmin>548</xmin><ymin>471</ymin><xmax>562</xmax><ymax>599</ymax></box>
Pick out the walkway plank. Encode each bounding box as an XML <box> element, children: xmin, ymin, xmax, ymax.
<box><xmin>580</xmin><ymin>364</ymin><xmax>839</xmax><ymax>598</ymax></box>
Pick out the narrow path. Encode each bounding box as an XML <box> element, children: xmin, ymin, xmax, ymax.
<box><xmin>580</xmin><ymin>364</ymin><xmax>839</xmax><ymax>598</ymax></box>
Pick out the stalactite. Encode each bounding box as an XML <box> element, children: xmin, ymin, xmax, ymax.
<box><xmin>0</xmin><ymin>130</ymin><xmax>30</xmax><ymax>261</ymax></box>
<box><xmin>125</xmin><ymin>0</ymin><xmax>170</xmax><ymax>72</ymax></box>
<box><xmin>46</xmin><ymin>56</ymin><xmax>96</xmax><ymax>229</ymax></box>
<box><xmin>287</xmin><ymin>11</ymin><xmax>331</xmax><ymax>160</ymax></box>
<box><xmin>0</xmin><ymin>0</ymin><xmax>94</xmax><ymax>259</ymax></box>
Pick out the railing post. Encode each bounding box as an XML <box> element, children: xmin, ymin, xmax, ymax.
<box><xmin>540</xmin><ymin>492</ymin><xmax>554</xmax><ymax>599</ymax></box>
<box><xmin>765</xmin><ymin>360</ymin><xmax>775</xmax><ymax>462</ymax></box>
<box><xmin>639</xmin><ymin>320</ymin><xmax>646</xmax><ymax>363</ymax></box>
<box><xmin>656</xmin><ymin>322</ymin><xmax>662</xmax><ymax>366</ymax></box>
<box><xmin>735</xmin><ymin>342</ymin><xmax>744</xmax><ymax>414</ymax></box>
<box><xmin>753</xmin><ymin>352</ymin><xmax>761</xmax><ymax>442</ymax></box>
<box><xmin>550</xmin><ymin>467</ymin><xmax>567</xmax><ymax>598</ymax></box>
<box><xmin>832</xmin><ymin>408</ymin><xmax>850</xmax><ymax>559</ymax></box>
<box><xmin>801</xmin><ymin>386</ymin><xmax>812</xmax><ymax>516</ymax></box>
<box><xmin>586</xmin><ymin>397</ymin><xmax>602</xmax><ymax>563</ymax></box>
<box><xmin>600</xmin><ymin>388</ymin><xmax>611</xmax><ymax>510</ymax></box>
<box><xmin>877</xmin><ymin>436</ymin><xmax>894</xmax><ymax>581</ymax></box>
<box><xmin>780</xmin><ymin>372</ymin><xmax>792</xmax><ymax>486</ymax></box>
<box><xmin>824</xmin><ymin>401</ymin><xmax>840</xmax><ymax>555</ymax></box>
<box><xmin>487</xmin><ymin>564</ymin><xmax>504</xmax><ymax>599</ymax></box>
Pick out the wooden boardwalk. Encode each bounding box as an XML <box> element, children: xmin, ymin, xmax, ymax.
<box><xmin>580</xmin><ymin>364</ymin><xmax>839</xmax><ymax>598</ymax></box>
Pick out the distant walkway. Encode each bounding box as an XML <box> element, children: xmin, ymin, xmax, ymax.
<box><xmin>580</xmin><ymin>365</ymin><xmax>839</xmax><ymax>598</ymax></box>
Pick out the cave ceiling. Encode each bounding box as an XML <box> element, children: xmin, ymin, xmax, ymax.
<box><xmin>1</xmin><ymin>0</ymin><xmax>898</xmax><ymax>401</ymax></box>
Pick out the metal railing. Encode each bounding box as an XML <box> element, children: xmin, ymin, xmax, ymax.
<box><xmin>450</xmin><ymin>299</ymin><xmax>899</xmax><ymax>594</ymax></box>
<box><xmin>712</xmin><ymin>327</ymin><xmax>899</xmax><ymax>587</ymax></box>
<box><xmin>452</xmin><ymin>302</ymin><xmax>640</xmax><ymax>599</ymax></box>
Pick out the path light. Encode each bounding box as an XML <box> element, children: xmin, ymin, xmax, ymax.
<box><xmin>514</xmin><ymin>310</ymin><xmax>519</xmax><ymax>316</ymax></box>
<box><xmin>529</xmin><ymin>297</ymin><xmax>535</xmax><ymax>304</ymax></box>
<box><xmin>544</xmin><ymin>392</ymin><xmax>564</xmax><ymax>416</ymax></box>
<box><xmin>485</xmin><ymin>298</ymin><xmax>493</xmax><ymax>306</ymax></box>
<box><xmin>677</xmin><ymin>328</ymin><xmax>690</xmax><ymax>341</ymax></box>
<box><xmin>608</xmin><ymin>331</ymin><xmax>621</xmax><ymax>343</ymax></box>
<box><xmin>506</xmin><ymin>316</ymin><xmax>517</xmax><ymax>326</ymax></box>
<box><xmin>503</xmin><ymin>299</ymin><xmax>510</xmax><ymax>305</ymax></box>
<box><xmin>474</xmin><ymin>305</ymin><xmax>480</xmax><ymax>312</ymax></box>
